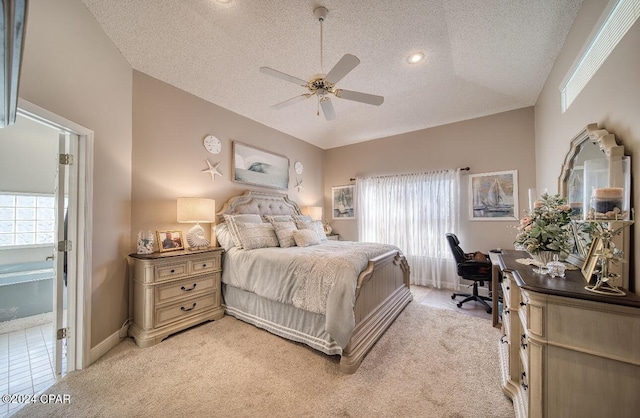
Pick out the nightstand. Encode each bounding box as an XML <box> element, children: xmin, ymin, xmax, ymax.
<box><xmin>128</xmin><ymin>247</ymin><xmax>224</xmax><ymax>347</ymax></box>
<box><xmin>326</xmin><ymin>234</ymin><xmax>340</xmax><ymax>241</ymax></box>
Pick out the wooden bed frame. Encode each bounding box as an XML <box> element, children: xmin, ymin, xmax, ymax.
<box><xmin>217</xmin><ymin>190</ymin><xmax>412</xmax><ymax>373</ymax></box>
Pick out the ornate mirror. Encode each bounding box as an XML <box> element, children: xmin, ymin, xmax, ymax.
<box><xmin>558</xmin><ymin>123</ymin><xmax>631</xmax><ymax>287</ymax></box>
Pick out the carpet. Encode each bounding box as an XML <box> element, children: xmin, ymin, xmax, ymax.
<box><xmin>14</xmin><ymin>298</ymin><xmax>513</xmax><ymax>418</ymax></box>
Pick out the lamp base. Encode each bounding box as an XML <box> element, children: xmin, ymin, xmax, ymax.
<box><xmin>186</xmin><ymin>223</ymin><xmax>210</xmax><ymax>249</ymax></box>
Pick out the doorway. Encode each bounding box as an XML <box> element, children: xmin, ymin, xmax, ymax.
<box><xmin>0</xmin><ymin>100</ymin><xmax>91</xmax><ymax>417</ymax></box>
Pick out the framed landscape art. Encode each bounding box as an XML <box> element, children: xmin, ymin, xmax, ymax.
<box><xmin>232</xmin><ymin>141</ymin><xmax>289</xmax><ymax>190</ymax></box>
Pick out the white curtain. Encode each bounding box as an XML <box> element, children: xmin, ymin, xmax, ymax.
<box><xmin>356</xmin><ymin>170</ymin><xmax>460</xmax><ymax>288</ymax></box>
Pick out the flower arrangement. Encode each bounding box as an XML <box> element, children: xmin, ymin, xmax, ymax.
<box><xmin>514</xmin><ymin>193</ymin><xmax>573</xmax><ymax>255</ymax></box>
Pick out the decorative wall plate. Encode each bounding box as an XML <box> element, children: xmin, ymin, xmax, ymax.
<box><xmin>294</xmin><ymin>161</ymin><xmax>304</xmax><ymax>174</ymax></box>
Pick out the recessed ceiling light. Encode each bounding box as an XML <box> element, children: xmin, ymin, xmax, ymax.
<box><xmin>407</xmin><ymin>52</ymin><xmax>425</xmax><ymax>64</ymax></box>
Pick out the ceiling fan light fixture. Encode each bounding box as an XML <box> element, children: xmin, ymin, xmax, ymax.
<box><xmin>408</xmin><ymin>52</ymin><xmax>425</xmax><ymax>64</ymax></box>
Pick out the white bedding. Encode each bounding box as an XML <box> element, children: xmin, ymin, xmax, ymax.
<box><xmin>221</xmin><ymin>240</ymin><xmax>398</xmax><ymax>348</ymax></box>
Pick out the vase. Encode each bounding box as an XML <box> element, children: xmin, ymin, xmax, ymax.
<box><xmin>530</xmin><ymin>251</ymin><xmax>558</xmax><ymax>273</ymax></box>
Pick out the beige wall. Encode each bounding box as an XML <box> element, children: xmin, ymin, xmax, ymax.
<box><xmin>131</xmin><ymin>72</ymin><xmax>325</xmax><ymax>245</ymax></box>
<box><xmin>324</xmin><ymin>107</ymin><xmax>536</xmax><ymax>252</ymax></box>
<box><xmin>20</xmin><ymin>0</ymin><xmax>133</xmax><ymax>346</ymax></box>
<box><xmin>535</xmin><ymin>0</ymin><xmax>640</xmax><ymax>294</ymax></box>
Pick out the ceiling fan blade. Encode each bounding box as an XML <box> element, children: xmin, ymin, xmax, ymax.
<box><xmin>320</xmin><ymin>99</ymin><xmax>336</xmax><ymax>121</ymax></box>
<box><xmin>335</xmin><ymin>89</ymin><xmax>384</xmax><ymax>106</ymax></box>
<box><xmin>324</xmin><ymin>54</ymin><xmax>360</xmax><ymax>85</ymax></box>
<box><xmin>271</xmin><ymin>94</ymin><xmax>312</xmax><ymax>110</ymax></box>
<box><xmin>260</xmin><ymin>67</ymin><xmax>308</xmax><ymax>87</ymax></box>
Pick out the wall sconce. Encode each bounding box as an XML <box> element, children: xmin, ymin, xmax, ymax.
<box><xmin>1</xmin><ymin>0</ymin><xmax>28</xmax><ymax>128</ymax></box>
<box><xmin>177</xmin><ymin>197</ymin><xmax>216</xmax><ymax>249</ymax></box>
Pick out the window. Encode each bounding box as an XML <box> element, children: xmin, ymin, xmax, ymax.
<box><xmin>560</xmin><ymin>0</ymin><xmax>640</xmax><ymax>112</ymax></box>
<box><xmin>0</xmin><ymin>193</ymin><xmax>57</xmax><ymax>247</ymax></box>
<box><xmin>356</xmin><ymin>170</ymin><xmax>461</xmax><ymax>288</ymax></box>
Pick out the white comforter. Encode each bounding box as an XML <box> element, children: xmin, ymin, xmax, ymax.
<box><xmin>221</xmin><ymin>240</ymin><xmax>399</xmax><ymax>348</ymax></box>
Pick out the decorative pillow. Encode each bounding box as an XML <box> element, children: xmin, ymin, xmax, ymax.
<box><xmin>235</xmin><ymin>222</ymin><xmax>279</xmax><ymax>250</ymax></box>
<box><xmin>292</xmin><ymin>229</ymin><xmax>320</xmax><ymax>247</ymax></box>
<box><xmin>271</xmin><ymin>221</ymin><xmax>298</xmax><ymax>248</ymax></box>
<box><xmin>294</xmin><ymin>220</ymin><xmax>327</xmax><ymax>241</ymax></box>
<box><xmin>214</xmin><ymin>222</ymin><xmax>235</xmax><ymax>251</ymax></box>
<box><xmin>264</xmin><ymin>214</ymin><xmax>293</xmax><ymax>223</ymax></box>
<box><xmin>292</xmin><ymin>215</ymin><xmax>313</xmax><ymax>222</ymax></box>
<box><xmin>223</xmin><ymin>214</ymin><xmax>263</xmax><ymax>248</ymax></box>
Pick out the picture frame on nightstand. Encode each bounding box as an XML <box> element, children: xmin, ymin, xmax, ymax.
<box><xmin>157</xmin><ymin>230</ymin><xmax>184</xmax><ymax>252</ymax></box>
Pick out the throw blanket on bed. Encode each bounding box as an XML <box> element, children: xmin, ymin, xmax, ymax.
<box><xmin>221</xmin><ymin>240</ymin><xmax>398</xmax><ymax>348</ymax></box>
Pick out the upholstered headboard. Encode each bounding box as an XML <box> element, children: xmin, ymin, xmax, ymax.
<box><xmin>216</xmin><ymin>190</ymin><xmax>302</xmax><ymax>222</ymax></box>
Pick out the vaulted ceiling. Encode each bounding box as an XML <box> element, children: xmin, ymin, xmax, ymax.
<box><xmin>81</xmin><ymin>0</ymin><xmax>583</xmax><ymax>149</ymax></box>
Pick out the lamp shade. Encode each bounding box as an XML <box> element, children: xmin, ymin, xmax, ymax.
<box><xmin>301</xmin><ymin>206</ymin><xmax>323</xmax><ymax>221</ymax></box>
<box><xmin>177</xmin><ymin>198</ymin><xmax>216</xmax><ymax>223</ymax></box>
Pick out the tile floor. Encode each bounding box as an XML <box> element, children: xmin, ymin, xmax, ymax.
<box><xmin>0</xmin><ymin>323</ymin><xmax>61</xmax><ymax>418</ymax></box>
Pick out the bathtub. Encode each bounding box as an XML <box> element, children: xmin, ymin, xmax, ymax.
<box><xmin>0</xmin><ymin>261</ymin><xmax>54</xmax><ymax>322</ymax></box>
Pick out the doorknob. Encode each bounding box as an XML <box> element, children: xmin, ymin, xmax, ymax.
<box><xmin>46</xmin><ymin>255</ymin><xmax>54</xmax><ymax>261</ymax></box>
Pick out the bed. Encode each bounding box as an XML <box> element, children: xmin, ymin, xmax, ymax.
<box><xmin>215</xmin><ymin>190</ymin><xmax>412</xmax><ymax>373</ymax></box>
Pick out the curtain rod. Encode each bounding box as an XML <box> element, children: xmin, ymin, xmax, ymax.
<box><xmin>349</xmin><ymin>167</ymin><xmax>470</xmax><ymax>182</ymax></box>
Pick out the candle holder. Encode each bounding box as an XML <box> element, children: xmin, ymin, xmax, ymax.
<box><xmin>584</xmin><ymin>220</ymin><xmax>633</xmax><ymax>296</ymax></box>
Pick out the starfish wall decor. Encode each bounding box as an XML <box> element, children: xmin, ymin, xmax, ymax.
<box><xmin>294</xmin><ymin>178</ymin><xmax>304</xmax><ymax>192</ymax></box>
<box><xmin>202</xmin><ymin>159</ymin><xmax>222</xmax><ymax>182</ymax></box>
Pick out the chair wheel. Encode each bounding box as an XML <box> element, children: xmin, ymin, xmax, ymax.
<box><xmin>457</xmin><ymin>302</ymin><xmax>463</xmax><ymax>308</ymax></box>
<box><xmin>451</xmin><ymin>295</ymin><xmax>456</xmax><ymax>300</ymax></box>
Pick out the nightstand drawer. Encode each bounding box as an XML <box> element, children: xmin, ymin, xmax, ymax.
<box><xmin>190</xmin><ymin>255</ymin><xmax>220</xmax><ymax>275</ymax></box>
<box><xmin>155</xmin><ymin>261</ymin><xmax>188</xmax><ymax>282</ymax></box>
<box><xmin>155</xmin><ymin>274</ymin><xmax>218</xmax><ymax>305</ymax></box>
<box><xmin>155</xmin><ymin>293</ymin><xmax>217</xmax><ymax>327</ymax></box>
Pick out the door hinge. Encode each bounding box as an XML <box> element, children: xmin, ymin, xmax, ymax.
<box><xmin>58</xmin><ymin>240</ymin><xmax>72</xmax><ymax>252</ymax></box>
<box><xmin>57</xmin><ymin>328</ymin><xmax>67</xmax><ymax>340</ymax></box>
<box><xmin>59</xmin><ymin>153</ymin><xmax>74</xmax><ymax>165</ymax></box>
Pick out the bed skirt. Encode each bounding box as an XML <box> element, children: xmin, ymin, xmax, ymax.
<box><xmin>222</xmin><ymin>284</ymin><xmax>343</xmax><ymax>355</ymax></box>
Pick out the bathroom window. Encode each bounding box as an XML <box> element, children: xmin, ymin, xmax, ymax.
<box><xmin>560</xmin><ymin>0</ymin><xmax>640</xmax><ymax>112</ymax></box>
<box><xmin>0</xmin><ymin>193</ymin><xmax>57</xmax><ymax>247</ymax></box>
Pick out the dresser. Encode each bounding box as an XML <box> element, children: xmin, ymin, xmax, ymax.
<box><xmin>497</xmin><ymin>250</ymin><xmax>640</xmax><ymax>418</ymax></box>
<box><xmin>128</xmin><ymin>247</ymin><xmax>224</xmax><ymax>347</ymax></box>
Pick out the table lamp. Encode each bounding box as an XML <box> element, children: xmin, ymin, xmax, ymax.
<box><xmin>177</xmin><ymin>197</ymin><xmax>216</xmax><ymax>249</ymax></box>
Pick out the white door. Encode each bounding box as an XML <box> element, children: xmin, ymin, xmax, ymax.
<box><xmin>53</xmin><ymin>132</ymin><xmax>78</xmax><ymax>376</ymax></box>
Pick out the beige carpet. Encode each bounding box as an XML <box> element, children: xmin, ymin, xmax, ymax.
<box><xmin>14</xmin><ymin>295</ymin><xmax>513</xmax><ymax>418</ymax></box>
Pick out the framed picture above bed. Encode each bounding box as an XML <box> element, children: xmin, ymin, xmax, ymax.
<box><xmin>469</xmin><ymin>170</ymin><xmax>518</xmax><ymax>221</ymax></box>
<box><xmin>332</xmin><ymin>185</ymin><xmax>355</xmax><ymax>219</ymax></box>
<box><xmin>232</xmin><ymin>141</ymin><xmax>289</xmax><ymax>190</ymax></box>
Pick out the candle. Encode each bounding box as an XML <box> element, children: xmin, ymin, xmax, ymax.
<box><xmin>592</xmin><ymin>187</ymin><xmax>623</xmax><ymax>214</ymax></box>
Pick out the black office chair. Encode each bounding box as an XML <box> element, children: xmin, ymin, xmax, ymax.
<box><xmin>446</xmin><ymin>233</ymin><xmax>492</xmax><ymax>314</ymax></box>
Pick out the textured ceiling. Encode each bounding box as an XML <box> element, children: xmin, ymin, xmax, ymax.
<box><xmin>81</xmin><ymin>0</ymin><xmax>583</xmax><ymax>149</ymax></box>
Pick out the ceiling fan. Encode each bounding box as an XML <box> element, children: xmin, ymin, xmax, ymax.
<box><xmin>259</xmin><ymin>6</ymin><xmax>384</xmax><ymax>121</ymax></box>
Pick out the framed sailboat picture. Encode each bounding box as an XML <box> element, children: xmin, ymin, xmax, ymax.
<box><xmin>469</xmin><ymin>170</ymin><xmax>518</xmax><ymax>221</ymax></box>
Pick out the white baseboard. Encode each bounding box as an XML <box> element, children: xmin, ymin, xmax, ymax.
<box><xmin>89</xmin><ymin>329</ymin><xmax>123</xmax><ymax>365</ymax></box>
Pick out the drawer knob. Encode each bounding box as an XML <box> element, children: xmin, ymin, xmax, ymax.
<box><xmin>170</xmin><ymin>269</ymin><xmax>175</xmax><ymax>273</ymax></box>
<box><xmin>202</xmin><ymin>263</ymin><xmax>207</xmax><ymax>268</ymax></box>
<box><xmin>521</xmin><ymin>333</ymin><xmax>528</xmax><ymax>349</ymax></box>
<box><xmin>519</xmin><ymin>301</ymin><xmax>526</xmax><ymax>307</ymax></box>
<box><xmin>506</xmin><ymin>286</ymin><xmax>510</xmax><ymax>290</ymax></box>
<box><xmin>181</xmin><ymin>284</ymin><xmax>197</xmax><ymax>292</ymax></box>
<box><xmin>521</xmin><ymin>372</ymin><xmax>528</xmax><ymax>390</ymax></box>
<box><xmin>180</xmin><ymin>303</ymin><xmax>197</xmax><ymax>312</ymax></box>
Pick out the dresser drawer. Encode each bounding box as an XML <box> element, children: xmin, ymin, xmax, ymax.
<box><xmin>155</xmin><ymin>274</ymin><xmax>218</xmax><ymax>305</ymax></box>
<box><xmin>155</xmin><ymin>293</ymin><xmax>217</xmax><ymax>328</ymax></box>
<box><xmin>155</xmin><ymin>261</ymin><xmax>189</xmax><ymax>282</ymax></box>
<box><xmin>190</xmin><ymin>255</ymin><xmax>220</xmax><ymax>275</ymax></box>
